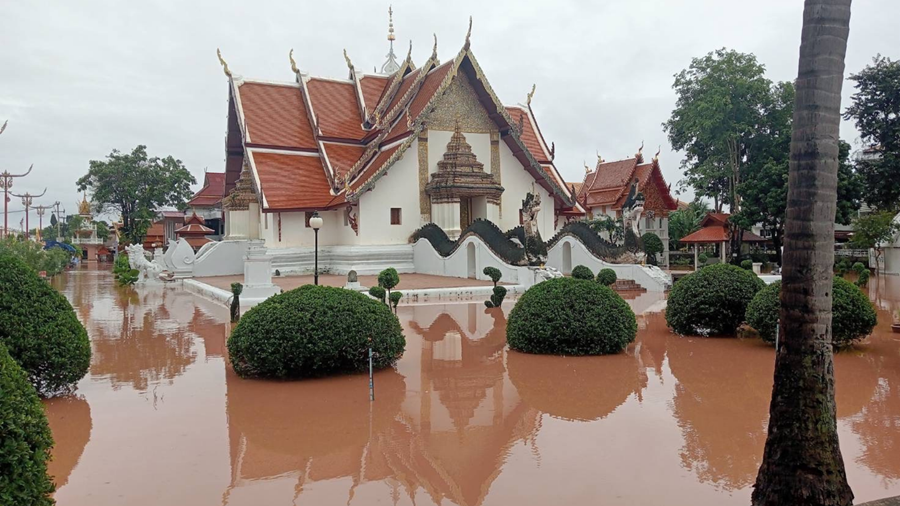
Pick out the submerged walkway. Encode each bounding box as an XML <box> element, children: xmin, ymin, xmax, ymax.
<box><xmin>194</xmin><ymin>273</ymin><xmax>500</xmax><ymax>291</ymax></box>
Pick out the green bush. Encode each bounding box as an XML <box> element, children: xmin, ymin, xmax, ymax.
<box><xmin>483</xmin><ymin>266</ymin><xmax>502</xmax><ymax>286</ymax></box>
<box><xmin>0</xmin><ymin>237</ymin><xmax>70</xmax><ymax>276</ymax></box>
<box><xmin>484</xmin><ymin>286</ymin><xmax>508</xmax><ymax>308</ymax></box>
<box><xmin>852</xmin><ymin>262</ymin><xmax>867</xmax><ymax>275</ymax></box>
<box><xmin>666</xmin><ymin>263</ymin><xmax>766</xmax><ymax>336</ymax></box>
<box><xmin>389</xmin><ymin>291</ymin><xmax>402</xmax><ymax>312</ymax></box>
<box><xmin>836</xmin><ymin>258</ymin><xmax>851</xmax><ymax>276</ymax></box>
<box><xmin>698</xmin><ymin>252</ymin><xmax>709</xmax><ymax>264</ymax></box>
<box><xmin>228</xmin><ymin>285</ymin><xmax>406</xmax><ymax>379</ymax></box>
<box><xmin>507</xmin><ymin>278</ymin><xmax>637</xmax><ymax>355</ymax></box>
<box><xmin>856</xmin><ymin>269</ymin><xmax>870</xmax><ymax>288</ymax></box>
<box><xmin>0</xmin><ymin>344</ymin><xmax>55</xmax><ymax>505</ymax></box>
<box><xmin>641</xmin><ymin>232</ymin><xmax>664</xmax><ymax>265</ymax></box>
<box><xmin>377</xmin><ymin>268</ymin><xmax>400</xmax><ymax>292</ymax></box>
<box><xmin>741</xmin><ymin>259</ymin><xmax>753</xmax><ymax>270</ymax></box>
<box><xmin>745</xmin><ymin>278</ymin><xmax>877</xmax><ymax>347</ymax></box>
<box><xmin>571</xmin><ymin>265</ymin><xmax>594</xmax><ymax>280</ymax></box>
<box><xmin>113</xmin><ymin>253</ymin><xmax>138</xmax><ymax>286</ymax></box>
<box><xmin>0</xmin><ymin>254</ymin><xmax>91</xmax><ymax>396</ymax></box>
<box><xmin>368</xmin><ymin>286</ymin><xmax>386</xmax><ymax>303</ymax></box>
<box><xmin>597</xmin><ymin>268</ymin><xmax>617</xmax><ymax>286</ymax></box>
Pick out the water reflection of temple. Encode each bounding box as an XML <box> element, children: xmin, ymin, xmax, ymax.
<box><xmin>223</xmin><ymin>303</ymin><xmax>540</xmax><ymax>506</ymax></box>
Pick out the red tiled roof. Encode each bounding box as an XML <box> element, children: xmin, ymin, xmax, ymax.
<box><xmin>679</xmin><ymin>226</ymin><xmax>728</xmax><ymax>243</ymax></box>
<box><xmin>350</xmin><ymin>144</ymin><xmax>400</xmax><ymax>192</ymax></box>
<box><xmin>408</xmin><ymin>62</ymin><xmax>452</xmax><ymax>120</ymax></box>
<box><xmin>359</xmin><ymin>75</ymin><xmax>389</xmax><ymax>111</ymax></box>
<box><xmin>183</xmin><ymin>236</ymin><xmax>212</xmax><ymax>249</ymax></box>
<box><xmin>589</xmin><ymin>158</ymin><xmax>638</xmax><ymax>191</ymax></box>
<box><xmin>322</xmin><ymin>143</ymin><xmax>366</xmax><ymax>180</ymax></box>
<box><xmin>188</xmin><ymin>172</ymin><xmax>225</xmax><ymax>207</ymax></box>
<box><xmin>239</xmin><ymin>83</ymin><xmax>317</xmax><ymax>149</ymax></box>
<box><xmin>251</xmin><ymin>151</ymin><xmax>334</xmax><ymax>210</ymax></box>
<box><xmin>703</xmin><ymin>213</ymin><xmax>731</xmax><ymax>226</ymax></box>
<box><xmin>383</xmin><ymin>68</ymin><xmax>421</xmax><ymax>117</ymax></box>
<box><xmin>306</xmin><ymin>78</ymin><xmax>364</xmax><ymax>140</ymax></box>
<box><xmin>176</xmin><ymin>213</ymin><xmax>214</xmax><ymax>235</ymax></box>
<box><xmin>506</xmin><ymin>106</ymin><xmax>550</xmax><ymax>163</ymax></box>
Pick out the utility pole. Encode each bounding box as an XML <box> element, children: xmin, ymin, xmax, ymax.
<box><xmin>35</xmin><ymin>202</ymin><xmax>58</xmax><ymax>242</ymax></box>
<box><xmin>11</xmin><ymin>188</ymin><xmax>46</xmax><ymax>240</ymax></box>
<box><xmin>53</xmin><ymin>201</ymin><xmax>63</xmax><ymax>238</ymax></box>
<box><xmin>0</xmin><ymin>120</ymin><xmax>35</xmax><ymax>238</ymax></box>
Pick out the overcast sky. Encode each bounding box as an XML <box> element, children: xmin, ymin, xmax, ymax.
<box><xmin>2</xmin><ymin>0</ymin><xmax>898</xmax><ymax>230</ymax></box>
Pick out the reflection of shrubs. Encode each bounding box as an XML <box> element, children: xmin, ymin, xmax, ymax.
<box><xmin>571</xmin><ymin>265</ymin><xmax>594</xmax><ymax>280</ymax></box>
<box><xmin>597</xmin><ymin>268</ymin><xmax>617</xmax><ymax>286</ymax></box>
<box><xmin>666</xmin><ymin>263</ymin><xmax>765</xmax><ymax>336</ymax></box>
<box><xmin>228</xmin><ymin>285</ymin><xmax>405</xmax><ymax>379</ymax></box>
<box><xmin>507</xmin><ymin>278</ymin><xmax>636</xmax><ymax>355</ymax></box>
<box><xmin>745</xmin><ymin>278</ymin><xmax>876</xmax><ymax>347</ymax></box>
<box><xmin>0</xmin><ymin>254</ymin><xmax>91</xmax><ymax>395</ymax></box>
<box><xmin>0</xmin><ymin>344</ymin><xmax>55</xmax><ymax>505</ymax></box>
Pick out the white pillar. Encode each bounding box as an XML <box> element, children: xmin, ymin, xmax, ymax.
<box><xmin>721</xmin><ymin>241</ymin><xmax>727</xmax><ymax>263</ymax></box>
<box><xmin>694</xmin><ymin>244</ymin><xmax>699</xmax><ymax>271</ymax></box>
<box><xmin>241</xmin><ymin>239</ymin><xmax>280</xmax><ymax>306</ymax></box>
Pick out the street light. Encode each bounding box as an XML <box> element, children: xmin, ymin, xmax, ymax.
<box><xmin>309</xmin><ymin>211</ymin><xmax>323</xmax><ymax>285</ymax></box>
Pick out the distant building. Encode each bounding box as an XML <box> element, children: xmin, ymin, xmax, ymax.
<box><xmin>69</xmin><ymin>194</ymin><xmax>106</xmax><ymax>261</ymax></box>
<box><xmin>187</xmin><ymin>172</ymin><xmax>225</xmax><ymax>238</ymax></box>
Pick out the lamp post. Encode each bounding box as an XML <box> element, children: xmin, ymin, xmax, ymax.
<box><xmin>309</xmin><ymin>211</ymin><xmax>323</xmax><ymax>285</ymax></box>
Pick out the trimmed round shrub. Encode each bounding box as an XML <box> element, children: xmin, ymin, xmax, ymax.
<box><xmin>0</xmin><ymin>343</ymin><xmax>56</xmax><ymax>505</ymax></box>
<box><xmin>368</xmin><ymin>285</ymin><xmax>386</xmax><ymax>303</ymax></box>
<box><xmin>377</xmin><ymin>268</ymin><xmax>400</xmax><ymax>291</ymax></box>
<box><xmin>483</xmin><ymin>266</ymin><xmax>502</xmax><ymax>285</ymax></box>
<box><xmin>856</xmin><ymin>270</ymin><xmax>870</xmax><ymax>288</ymax></box>
<box><xmin>642</xmin><ymin>232</ymin><xmax>664</xmax><ymax>265</ymax></box>
<box><xmin>0</xmin><ymin>254</ymin><xmax>91</xmax><ymax>396</ymax></box>
<box><xmin>507</xmin><ymin>278</ymin><xmax>637</xmax><ymax>355</ymax></box>
<box><xmin>698</xmin><ymin>252</ymin><xmax>709</xmax><ymax>264</ymax></box>
<box><xmin>666</xmin><ymin>263</ymin><xmax>766</xmax><ymax>336</ymax></box>
<box><xmin>852</xmin><ymin>262</ymin><xmax>867</xmax><ymax>275</ymax></box>
<box><xmin>597</xmin><ymin>268</ymin><xmax>617</xmax><ymax>286</ymax></box>
<box><xmin>571</xmin><ymin>265</ymin><xmax>594</xmax><ymax>280</ymax></box>
<box><xmin>741</xmin><ymin>259</ymin><xmax>753</xmax><ymax>270</ymax></box>
<box><xmin>228</xmin><ymin>285</ymin><xmax>406</xmax><ymax>378</ymax></box>
<box><xmin>745</xmin><ymin>278</ymin><xmax>877</xmax><ymax>347</ymax></box>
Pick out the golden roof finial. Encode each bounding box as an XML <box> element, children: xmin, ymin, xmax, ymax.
<box><xmin>217</xmin><ymin>48</ymin><xmax>232</xmax><ymax>77</ymax></box>
<box><xmin>584</xmin><ymin>161</ymin><xmax>590</xmax><ymax>174</ymax></box>
<box><xmin>388</xmin><ymin>5</ymin><xmax>395</xmax><ymax>42</ymax></box>
<box><xmin>78</xmin><ymin>192</ymin><xmax>91</xmax><ymax>215</ymax></box>
<box><xmin>464</xmin><ymin>16</ymin><xmax>473</xmax><ymax>51</ymax></box>
<box><xmin>653</xmin><ymin>145</ymin><xmax>661</xmax><ymax>162</ymax></box>
<box><xmin>343</xmin><ymin>48</ymin><xmax>354</xmax><ymax>72</ymax></box>
<box><xmin>597</xmin><ymin>150</ymin><xmax>604</xmax><ymax>164</ymax></box>
<box><xmin>0</xmin><ymin>120</ymin><xmax>7</xmax><ymax>136</ymax></box>
<box><xmin>431</xmin><ymin>34</ymin><xmax>438</xmax><ymax>60</ymax></box>
<box><xmin>406</xmin><ymin>40</ymin><xmax>413</xmax><ymax>62</ymax></box>
<box><xmin>526</xmin><ymin>84</ymin><xmax>536</xmax><ymax>107</ymax></box>
<box><xmin>289</xmin><ymin>48</ymin><xmax>299</xmax><ymax>74</ymax></box>
<box><xmin>637</xmin><ymin>140</ymin><xmax>644</xmax><ymax>158</ymax></box>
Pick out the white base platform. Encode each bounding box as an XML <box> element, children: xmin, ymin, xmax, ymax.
<box><xmin>268</xmin><ymin>244</ymin><xmax>415</xmax><ymax>276</ymax></box>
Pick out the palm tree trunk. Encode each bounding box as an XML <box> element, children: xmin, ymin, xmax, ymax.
<box><xmin>752</xmin><ymin>1</ymin><xmax>853</xmax><ymax>505</ymax></box>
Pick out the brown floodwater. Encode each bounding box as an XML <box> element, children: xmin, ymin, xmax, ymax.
<box><xmin>45</xmin><ymin>268</ymin><xmax>900</xmax><ymax>505</ymax></box>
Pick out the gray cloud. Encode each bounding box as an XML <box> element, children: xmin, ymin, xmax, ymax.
<box><xmin>1</xmin><ymin>0</ymin><xmax>897</xmax><ymax>229</ymax></box>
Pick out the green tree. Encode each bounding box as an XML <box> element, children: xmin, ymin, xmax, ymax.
<box><xmin>667</xmin><ymin>200</ymin><xmax>710</xmax><ymax>250</ymax></box>
<box><xmin>66</xmin><ymin>214</ymin><xmax>85</xmax><ymax>239</ymax></box>
<box><xmin>753</xmin><ymin>0</ymin><xmax>854</xmax><ymax>504</ymax></box>
<box><xmin>843</xmin><ymin>55</ymin><xmax>900</xmax><ymax>211</ymax></box>
<box><xmin>96</xmin><ymin>220</ymin><xmax>110</xmax><ymax>242</ymax></box>
<box><xmin>76</xmin><ymin>145</ymin><xmax>195</xmax><ymax>245</ymax></box>
<box><xmin>849</xmin><ymin>210</ymin><xmax>899</xmax><ymax>274</ymax></box>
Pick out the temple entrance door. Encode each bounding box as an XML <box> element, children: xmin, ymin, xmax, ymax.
<box><xmin>460</xmin><ymin>198</ymin><xmax>472</xmax><ymax>231</ymax></box>
<box><xmin>467</xmin><ymin>242</ymin><xmax>476</xmax><ymax>279</ymax></box>
<box><xmin>562</xmin><ymin>242</ymin><xmax>572</xmax><ymax>275</ymax></box>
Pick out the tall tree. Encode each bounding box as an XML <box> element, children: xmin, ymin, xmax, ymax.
<box><xmin>76</xmin><ymin>146</ymin><xmax>195</xmax><ymax>245</ymax></box>
<box><xmin>664</xmin><ymin>49</ymin><xmax>773</xmax><ymax>258</ymax></box>
<box><xmin>752</xmin><ymin>1</ymin><xmax>854</xmax><ymax>505</ymax></box>
<box><xmin>849</xmin><ymin>210</ymin><xmax>900</xmax><ymax>273</ymax></box>
<box><xmin>843</xmin><ymin>55</ymin><xmax>900</xmax><ymax>211</ymax></box>
<box><xmin>667</xmin><ymin>200</ymin><xmax>710</xmax><ymax>250</ymax></box>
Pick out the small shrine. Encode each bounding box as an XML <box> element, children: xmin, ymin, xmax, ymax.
<box><xmin>71</xmin><ymin>193</ymin><xmax>105</xmax><ymax>261</ymax></box>
<box><xmin>175</xmin><ymin>212</ymin><xmax>215</xmax><ymax>251</ymax></box>
<box><xmin>425</xmin><ymin>123</ymin><xmax>504</xmax><ymax>238</ymax></box>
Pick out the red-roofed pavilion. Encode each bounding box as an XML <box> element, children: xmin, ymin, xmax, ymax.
<box><xmin>680</xmin><ymin>213</ymin><xmax>767</xmax><ymax>269</ymax></box>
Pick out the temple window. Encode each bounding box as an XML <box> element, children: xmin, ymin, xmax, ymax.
<box><xmin>390</xmin><ymin>208</ymin><xmax>402</xmax><ymax>225</ymax></box>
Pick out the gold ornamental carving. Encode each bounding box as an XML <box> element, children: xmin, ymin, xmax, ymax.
<box><xmin>427</xmin><ymin>74</ymin><xmax>495</xmax><ymax>134</ymax></box>
<box><xmin>417</xmin><ymin>128</ymin><xmax>431</xmax><ymax>220</ymax></box>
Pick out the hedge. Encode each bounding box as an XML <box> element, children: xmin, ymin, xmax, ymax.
<box><xmin>228</xmin><ymin>285</ymin><xmax>406</xmax><ymax>379</ymax></box>
<box><xmin>666</xmin><ymin>263</ymin><xmax>766</xmax><ymax>336</ymax></box>
<box><xmin>0</xmin><ymin>254</ymin><xmax>91</xmax><ymax>396</ymax></box>
<box><xmin>745</xmin><ymin>278</ymin><xmax>877</xmax><ymax>347</ymax></box>
<box><xmin>0</xmin><ymin>343</ymin><xmax>55</xmax><ymax>505</ymax></box>
<box><xmin>571</xmin><ymin>265</ymin><xmax>594</xmax><ymax>280</ymax></box>
<box><xmin>507</xmin><ymin>277</ymin><xmax>637</xmax><ymax>355</ymax></box>
<box><xmin>597</xmin><ymin>268</ymin><xmax>617</xmax><ymax>286</ymax></box>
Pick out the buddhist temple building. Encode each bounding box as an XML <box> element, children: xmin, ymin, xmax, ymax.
<box><xmin>574</xmin><ymin>147</ymin><xmax>678</xmax><ymax>266</ymax></box>
<box><xmin>187</xmin><ymin>171</ymin><xmax>226</xmax><ymax>237</ymax></box>
<box><xmin>70</xmin><ymin>193</ymin><xmax>106</xmax><ymax>261</ymax></box>
<box><xmin>215</xmin><ymin>12</ymin><xmax>583</xmax><ymax>271</ymax></box>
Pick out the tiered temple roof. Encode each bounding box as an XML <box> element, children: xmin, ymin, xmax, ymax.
<box><xmin>575</xmin><ymin>148</ymin><xmax>677</xmax><ymax>214</ymax></box>
<box><xmin>188</xmin><ymin>172</ymin><xmax>226</xmax><ymax>208</ymax></box>
<box><xmin>217</xmin><ymin>20</ymin><xmax>579</xmax><ymax>215</ymax></box>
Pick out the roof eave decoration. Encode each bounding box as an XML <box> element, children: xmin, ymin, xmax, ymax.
<box><xmin>345</xmin><ymin>49</ymin><xmax>368</xmax><ymax>123</ymax></box>
<box><xmin>217</xmin><ymin>48</ymin><xmax>232</xmax><ymax>78</ymax></box>
<box><xmin>366</xmin><ymin>42</ymin><xmax>416</xmax><ymax>127</ymax></box>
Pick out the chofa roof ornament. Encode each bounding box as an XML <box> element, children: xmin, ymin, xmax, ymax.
<box><xmin>216</xmin><ymin>48</ymin><xmax>231</xmax><ymax>77</ymax></box>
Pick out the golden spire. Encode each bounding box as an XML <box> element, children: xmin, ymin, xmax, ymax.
<box><xmin>78</xmin><ymin>192</ymin><xmax>91</xmax><ymax>216</ymax></box>
<box><xmin>216</xmin><ymin>48</ymin><xmax>231</xmax><ymax>77</ymax></box>
<box><xmin>464</xmin><ymin>16</ymin><xmax>473</xmax><ymax>50</ymax></box>
<box><xmin>526</xmin><ymin>84</ymin><xmax>536</xmax><ymax>107</ymax></box>
<box><xmin>388</xmin><ymin>5</ymin><xmax>395</xmax><ymax>42</ymax></box>
<box><xmin>289</xmin><ymin>48</ymin><xmax>299</xmax><ymax>74</ymax></box>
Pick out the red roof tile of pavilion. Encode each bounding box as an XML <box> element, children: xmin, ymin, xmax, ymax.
<box><xmin>679</xmin><ymin>213</ymin><xmax>767</xmax><ymax>243</ymax></box>
<box><xmin>188</xmin><ymin>172</ymin><xmax>226</xmax><ymax>207</ymax></box>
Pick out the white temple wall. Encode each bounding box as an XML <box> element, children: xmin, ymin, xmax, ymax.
<box><xmin>358</xmin><ymin>144</ymin><xmax>420</xmax><ymax>245</ymax></box>
<box><xmin>258</xmin><ymin>209</ymin><xmax>352</xmax><ymax>248</ymax></box>
<box><xmin>498</xmin><ymin>142</ymin><xmax>554</xmax><ymax>237</ymax></box>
